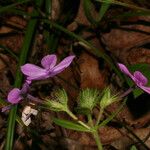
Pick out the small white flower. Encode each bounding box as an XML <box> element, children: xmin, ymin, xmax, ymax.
<box><xmin>21</xmin><ymin>106</ymin><xmax>38</xmax><ymax>126</ymax></box>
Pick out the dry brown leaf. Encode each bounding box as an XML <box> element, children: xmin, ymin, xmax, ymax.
<box><xmin>106</xmin><ymin>102</ymin><xmax>150</xmax><ymax>128</ymax></box>
<box><xmin>0</xmin><ymin>34</ymin><xmax>23</xmax><ymax>53</ymax></box>
<box><xmin>78</xmin><ymin>52</ymin><xmax>106</xmax><ymax>89</ymax></box>
<box><xmin>102</xmin><ymin>16</ymin><xmax>150</xmax><ymax>64</ymax></box>
<box><xmin>0</xmin><ymin>16</ymin><xmax>26</xmax><ymax>34</ymax></box>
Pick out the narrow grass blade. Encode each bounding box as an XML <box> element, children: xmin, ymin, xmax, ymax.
<box><xmin>5</xmin><ymin>0</ymin><xmax>43</xmax><ymax>149</ymax></box>
<box><xmin>0</xmin><ymin>0</ymin><xmax>30</xmax><ymax>14</ymax></box>
<box><xmin>96</xmin><ymin>0</ymin><xmax>150</xmax><ymax>12</ymax></box>
<box><xmin>3</xmin><ymin>8</ymin><xmax>31</xmax><ymax>17</ymax></box>
<box><xmin>43</xmin><ymin>0</ymin><xmax>80</xmax><ymax>53</ymax></box>
<box><xmin>45</xmin><ymin>0</ymin><xmax>52</xmax><ymax>16</ymax></box>
<box><xmin>114</xmin><ymin>11</ymin><xmax>150</xmax><ymax>19</ymax></box>
<box><xmin>83</xmin><ymin>0</ymin><xmax>111</xmax><ymax>24</ymax></box>
<box><xmin>0</xmin><ymin>45</ymin><xmax>19</xmax><ymax>61</ymax></box>
<box><xmin>99</xmin><ymin>0</ymin><xmax>111</xmax><ymax>21</ymax></box>
<box><xmin>83</xmin><ymin>0</ymin><xmax>98</xmax><ymax>25</ymax></box>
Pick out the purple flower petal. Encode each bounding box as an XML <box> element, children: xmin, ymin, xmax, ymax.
<box><xmin>139</xmin><ymin>86</ymin><xmax>150</xmax><ymax>94</ymax></box>
<box><xmin>133</xmin><ymin>71</ymin><xmax>148</xmax><ymax>86</ymax></box>
<box><xmin>51</xmin><ymin>55</ymin><xmax>75</xmax><ymax>75</ymax></box>
<box><xmin>118</xmin><ymin>63</ymin><xmax>133</xmax><ymax>78</ymax></box>
<box><xmin>21</xmin><ymin>64</ymin><xmax>47</xmax><ymax>80</ymax></box>
<box><xmin>41</xmin><ymin>54</ymin><xmax>57</xmax><ymax>70</ymax></box>
<box><xmin>1</xmin><ymin>105</ymin><xmax>12</xmax><ymax>112</ymax></box>
<box><xmin>7</xmin><ymin>88</ymin><xmax>22</xmax><ymax>104</ymax></box>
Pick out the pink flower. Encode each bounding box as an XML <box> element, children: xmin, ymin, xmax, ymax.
<box><xmin>7</xmin><ymin>82</ymin><xmax>29</xmax><ymax>104</ymax></box>
<box><xmin>21</xmin><ymin>54</ymin><xmax>75</xmax><ymax>82</ymax></box>
<box><xmin>118</xmin><ymin>63</ymin><xmax>150</xmax><ymax>94</ymax></box>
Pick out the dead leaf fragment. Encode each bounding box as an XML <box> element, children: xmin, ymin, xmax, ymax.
<box><xmin>79</xmin><ymin>52</ymin><xmax>106</xmax><ymax>89</ymax></box>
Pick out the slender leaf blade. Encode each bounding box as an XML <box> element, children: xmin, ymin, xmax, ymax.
<box><xmin>99</xmin><ymin>0</ymin><xmax>111</xmax><ymax>20</ymax></box>
<box><xmin>53</xmin><ymin>118</ymin><xmax>91</xmax><ymax>132</ymax></box>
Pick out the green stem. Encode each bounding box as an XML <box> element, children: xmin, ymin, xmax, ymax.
<box><xmin>120</xmin><ymin>87</ymin><xmax>133</xmax><ymax>98</ymax></box>
<box><xmin>87</xmin><ymin>114</ymin><xmax>94</xmax><ymax>127</ymax></box>
<box><xmin>44</xmin><ymin>0</ymin><xmax>59</xmax><ymax>53</ymax></box>
<box><xmin>66</xmin><ymin>110</ymin><xmax>90</xmax><ymax>130</ymax></box>
<box><xmin>5</xmin><ymin>1</ymin><xmax>43</xmax><ymax>149</ymax></box>
<box><xmin>96</xmin><ymin>108</ymin><xmax>104</xmax><ymax>126</ymax></box>
<box><xmin>92</xmin><ymin>130</ymin><xmax>103</xmax><ymax>150</ymax></box>
<box><xmin>87</xmin><ymin>114</ymin><xmax>103</xmax><ymax>150</ymax></box>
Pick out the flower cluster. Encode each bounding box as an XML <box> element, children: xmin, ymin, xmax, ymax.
<box><xmin>6</xmin><ymin>54</ymin><xmax>75</xmax><ymax>105</ymax></box>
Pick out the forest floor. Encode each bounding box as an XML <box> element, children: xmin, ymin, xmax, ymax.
<box><xmin>0</xmin><ymin>0</ymin><xmax>150</xmax><ymax>149</ymax></box>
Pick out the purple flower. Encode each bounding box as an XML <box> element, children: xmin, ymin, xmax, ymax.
<box><xmin>7</xmin><ymin>82</ymin><xmax>29</xmax><ymax>104</ymax></box>
<box><xmin>21</xmin><ymin>54</ymin><xmax>75</xmax><ymax>82</ymax></box>
<box><xmin>118</xmin><ymin>63</ymin><xmax>150</xmax><ymax>94</ymax></box>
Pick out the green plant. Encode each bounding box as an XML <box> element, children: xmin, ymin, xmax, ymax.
<box><xmin>44</xmin><ymin>88</ymin><xmax>121</xmax><ymax>150</ymax></box>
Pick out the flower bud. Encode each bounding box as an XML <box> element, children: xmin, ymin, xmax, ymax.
<box><xmin>76</xmin><ymin>88</ymin><xmax>100</xmax><ymax>114</ymax></box>
<box><xmin>100</xmin><ymin>88</ymin><xmax>119</xmax><ymax>109</ymax></box>
<box><xmin>44</xmin><ymin>89</ymin><xmax>69</xmax><ymax>112</ymax></box>
<box><xmin>45</xmin><ymin>100</ymin><xmax>66</xmax><ymax>112</ymax></box>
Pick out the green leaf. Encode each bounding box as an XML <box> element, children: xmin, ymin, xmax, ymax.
<box><xmin>126</xmin><ymin>63</ymin><xmax>150</xmax><ymax>98</ymax></box>
<box><xmin>99</xmin><ymin>0</ymin><xmax>111</xmax><ymax>21</ymax></box>
<box><xmin>83</xmin><ymin>0</ymin><xmax>98</xmax><ymax>25</ymax></box>
<box><xmin>130</xmin><ymin>145</ymin><xmax>138</xmax><ymax>150</ymax></box>
<box><xmin>99</xmin><ymin>98</ymin><xmax>126</xmax><ymax>127</ymax></box>
<box><xmin>53</xmin><ymin>118</ymin><xmax>91</xmax><ymax>132</ymax></box>
<box><xmin>83</xmin><ymin>0</ymin><xmax>111</xmax><ymax>24</ymax></box>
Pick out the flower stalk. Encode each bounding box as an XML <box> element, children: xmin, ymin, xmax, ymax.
<box><xmin>87</xmin><ymin>114</ymin><xmax>103</xmax><ymax>150</ymax></box>
<box><xmin>95</xmin><ymin>108</ymin><xmax>104</xmax><ymax>127</ymax></box>
<box><xmin>66</xmin><ymin>110</ymin><xmax>91</xmax><ymax>130</ymax></box>
<box><xmin>120</xmin><ymin>87</ymin><xmax>133</xmax><ymax>98</ymax></box>
<box><xmin>92</xmin><ymin>130</ymin><xmax>103</xmax><ymax>150</ymax></box>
